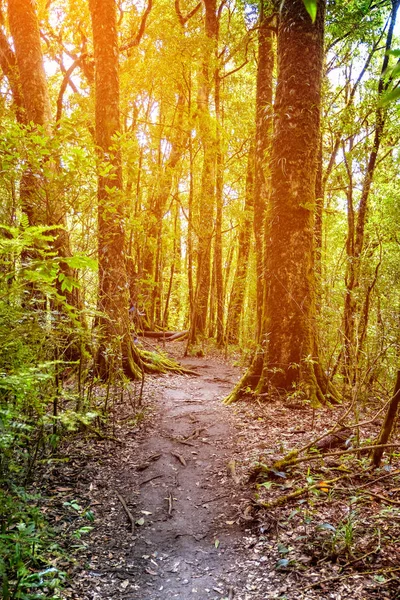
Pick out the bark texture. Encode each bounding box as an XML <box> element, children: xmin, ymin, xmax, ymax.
<box><xmin>90</xmin><ymin>0</ymin><xmax>185</xmax><ymax>379</ymax></box>
<box><xmin>263</xmin><ymin>0</ymin><xmax>325</xmax><ymax>392</ymax></box>
<box><xmin>8</xmin><ymin>0</ymin><xmax>52</xmax><ymax>130</ymax></box>
<box><xmin>90</xmin><ymin>0</ymin><xmax>142</xmax><ymax>378</ymax></box>
<box><xmin>225</xmin><ymin>0</ymin><xmax>337</xmax><ymax>405</ymax></box>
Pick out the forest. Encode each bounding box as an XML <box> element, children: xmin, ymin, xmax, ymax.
<box><xmin>1</xmin><ymin>0</ymin><xmax>400</xmax><ymax>598</ymax></box>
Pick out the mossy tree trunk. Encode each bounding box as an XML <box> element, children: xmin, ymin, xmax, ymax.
<box><xmin>226</xmin><ymin>0</ymin><xmax>338</xmax><ymax>406</ymax></box>
<box><xmin>90</xmin><ymin>0</ymin><xmax>134</xmax><ymax>377</ymax></box>
<box><xmin>90</xmin><ymin>0</ymin><xmax>186</xmax><ymax>380</ymax></box>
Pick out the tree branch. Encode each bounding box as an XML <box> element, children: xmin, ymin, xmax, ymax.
<box><xmin>120</xmin><ymin>0</ymin><xmax>153</xmax><ymax>52</ymax></box>
<box><xmin>174</xmin><ymin>0</ymin><xmax>202</xmax><ymax>26</ymax></box>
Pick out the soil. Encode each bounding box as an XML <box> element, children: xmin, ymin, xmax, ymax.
<box><xmin>48</xmin><ymin>346</ymin><xmax>400</xmax><ymax>600</ymax></box>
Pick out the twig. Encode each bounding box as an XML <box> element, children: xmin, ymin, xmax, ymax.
<box><xmin>342</xmin><ymin>547</ymin><xmax>380</xmax><ymax>570</ymax></box>
<box><xmin>166</xmin><ymin>491</ymin><xmax>174</xmax><ymax>515</ymax></box>
<box><xmin>198</xmin><ymin>493</ymin><xmax>232</xmax><ymax>507</ymax></box>
<box><xmin>116</xmin><ymin>491</ymin><xmax>135</xmax><ymax>533</ymax></box>
<box><xmin>257</xmin><ymin>473</ymin><xmax>355</xmax><ymax>509</ymax></box>
<box><xmin>140</xmin><ymin>474</ymin><xmax>163</xmax><ymax>486</ymax></box>
<box><xmin>184</xmin><ymin>427</ymin><xmax>206</xmax><ymax>441</ymax></box>
<box><xmin>169</xmin><ymin>435</ymin><xmax>196</xmax><ymax>447</ymax></box>
<box><xmin>171</xmin><ymin>451</ymin><xmax>186</xmax><ymax>466</ymax></box>
<box><xmin>136</xmin><ymin>453</ymin><xmax>162</xmax><ymax>471</ymax></box>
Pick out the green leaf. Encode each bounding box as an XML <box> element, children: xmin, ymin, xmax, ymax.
<box><xmin>259</xmin><ymin>481</ymin><xmax>274</xmax><ymax>490</ymax></box>
<box><xmin>276</xmin><ymin>558</ymin><xmax>289</xmax><ymax>569</ymax></box>
<box><xmin>319</xmin><ymin>522</ymin><xmax>336</xmax><ymax>532</ymax></box>
<box><xmin>303</xmin><ymin>0</ymin><xmax>317</xmax><ymax>22</ymax></box>
<box><xmin>379</xmin><ymin>87</ymin><xmax>400</xmax><ymax>107</ymax></box>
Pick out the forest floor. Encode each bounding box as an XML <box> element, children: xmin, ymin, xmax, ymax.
<box><xmin>42</xmin><ymin>343</ymin><xmax>400</xmax><ymax>600</ymax></box>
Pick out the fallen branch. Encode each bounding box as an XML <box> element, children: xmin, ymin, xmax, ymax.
<box><xmin>139</xmin><ymin>330</ymin><xmax>188</xmax><ymax>340</ymax></box>
<box><xmin>256</xmin><ymin>473</ymin><xmax>351</xmax><ymax>509</ymax></box>
<box><xmin>166</xmin><ymin>491</ymin><xmax>174</xmax><ymax>515</ymax></box>
<box><xmin>169</xmin><ymin>435</ymin><xmax>196</xmax><ymax>447</ymax></box>
<box><xmin>273</xmin><ymin>443</ymin><xmax>400</xmax><ymax>470</ymax></box>
<box><xmin>116</xmin><ymin>491</ymin><xmax>135</xmax><ymax>533</ymax></box>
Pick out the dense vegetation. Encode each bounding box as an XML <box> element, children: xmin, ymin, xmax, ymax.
<box><xmin>1</xmin><ymin>0</ymin><xmax>400</xmax><ymax>597</ymax></box>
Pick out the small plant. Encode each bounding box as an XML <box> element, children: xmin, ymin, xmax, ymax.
<box><xmin>317</xmin><ymin>510</ymin><xmax>358</xmax><ymax>559</ymax></box>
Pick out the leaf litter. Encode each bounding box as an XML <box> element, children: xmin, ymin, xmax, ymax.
<box><xmin>34</xmin><ymin>342</ymin><xmax>400</xmax><ymax>599</ymax></box>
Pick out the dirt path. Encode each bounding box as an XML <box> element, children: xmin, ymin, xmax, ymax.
<box><xmin>69</xmin><ymin>357</ymin><xmax>258</xmax><ymax>600</ymax></box>
<box><xmin>59</xmin><ymin>353</ymin><xmax>399</xmax><ymax>600</ymax></box>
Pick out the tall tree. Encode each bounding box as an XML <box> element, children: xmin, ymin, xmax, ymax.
<box><xmin>188</xmin><ymin>0</ymin><xmax>218</xmax><ymax>346</ymax></box>
<box><xmin>89</xmin><ymin>0</ymin><xmax>144</xmax><ymax>378</ymax></box>
<box><xmin>90</xmin><ymin>0</ymin><xmax>185</xmax><ymax>379</ymax></box>
<box><xmin>226</xmin><ymin>0</ymin><xmax>337</xmax><ymax>405</ymax></box>
<box><xmin>225</xmin><ymin>144</ymin><xmax>254</xmax><ymax>345</ymax></box>
<box><xmin>253</xmin><ymin>0</ymin><xmax>274</xmax><ymax>341</ymax></box>
<box><xmin>342</xmin><ymin>0</ymin><xmax>399</xmax><ymax>382</ymax></box>
<box><xmin>7</xmin><ymin>0</ymin><xmax>81</xmax><ymax>313</ymax></box>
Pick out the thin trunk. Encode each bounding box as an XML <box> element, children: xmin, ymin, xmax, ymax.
<box><xmin>343</xmin><ymin>0</ymin><xmax>399</xmax><ymax>381</ymax></box>
<box><xmin>371</xmin><ymin>371</ymin><xmax>400</xmax><ymax>467</ymax></box>
<box><xmin>188</xmin><ymin>0</ymin><xmax>218</xmax><ymax>345</ymax></box>
<box><xmin>214</xmin><ymin>69</ymin><xmax>224</xmax><ymax>346</ymax></box>
<box><xmin>254</xmin><ymin>3</ymin><xmax>274</xmax><ymax>341</ymax></box>
<box><xmin>225</xmin><ymin>145</ymin><xmax>255</xmax><ymax>344</ymax></box>
<box><xmin>143</xmin><ymin>90</ymin><xmax>186</xmax><ymax>327</ymax></box>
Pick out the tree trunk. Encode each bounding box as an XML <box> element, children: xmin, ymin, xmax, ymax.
<box><xmin>8</xmin><ymin>0</ymin><xmax>80</xmax><ymax>314</ymax></box>
<box><xmin>253</xmin><ymin>3</ymin><xmax>274</xmax><ymax>341</ymax></box>
<box><xmin>214</xmin><ymin>68</ymin><xmax>224</xmax><ymax>346</ymax></box>
<box><xmin>188</xmin><ymin>0</ymin><xmax>218</xmax><ymax>346</ymax></box>
<box><xmin>343</xmin><ymin>0</ymin><xmax>399</xmax><ymax>382</ymax></box>
<box><xmin>90</xmin><ymin>0</ymin><xmax>185</xmax><ymax>380</ymax></box>
<box><xmin>371</xmin><ymin>370</ymin><xmax>400</xmax><ymax>467</ymax></box>
<box><xmin>226</xmin><ymin>0</ymin><xmax>338</xmax><ymax>405</ymax></box>
<box><xmin>225</xmin><ymin>145</ymin><xmax>255</xmax><ymax>345</ymax></box>
<box><xmin>142</xmin><ymin>90</ymin><xmax>186</xmax><ymax>327</ymax></box>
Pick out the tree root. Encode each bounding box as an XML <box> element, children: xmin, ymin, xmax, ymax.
<box><xmin>122</xmin><ymin>337</ymin><xmax>198</xmax><ymax>380</ymax></box>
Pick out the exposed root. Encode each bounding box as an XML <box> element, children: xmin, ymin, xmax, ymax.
<box><xmin>224</xmin><ymin>350</ymin><xmax>342</xmax><ymax>407</ymax></box>
<box><xmin>223</xmin><ymin>350</ymin><xmax>264</xmax><ymax>405</ymax></box>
